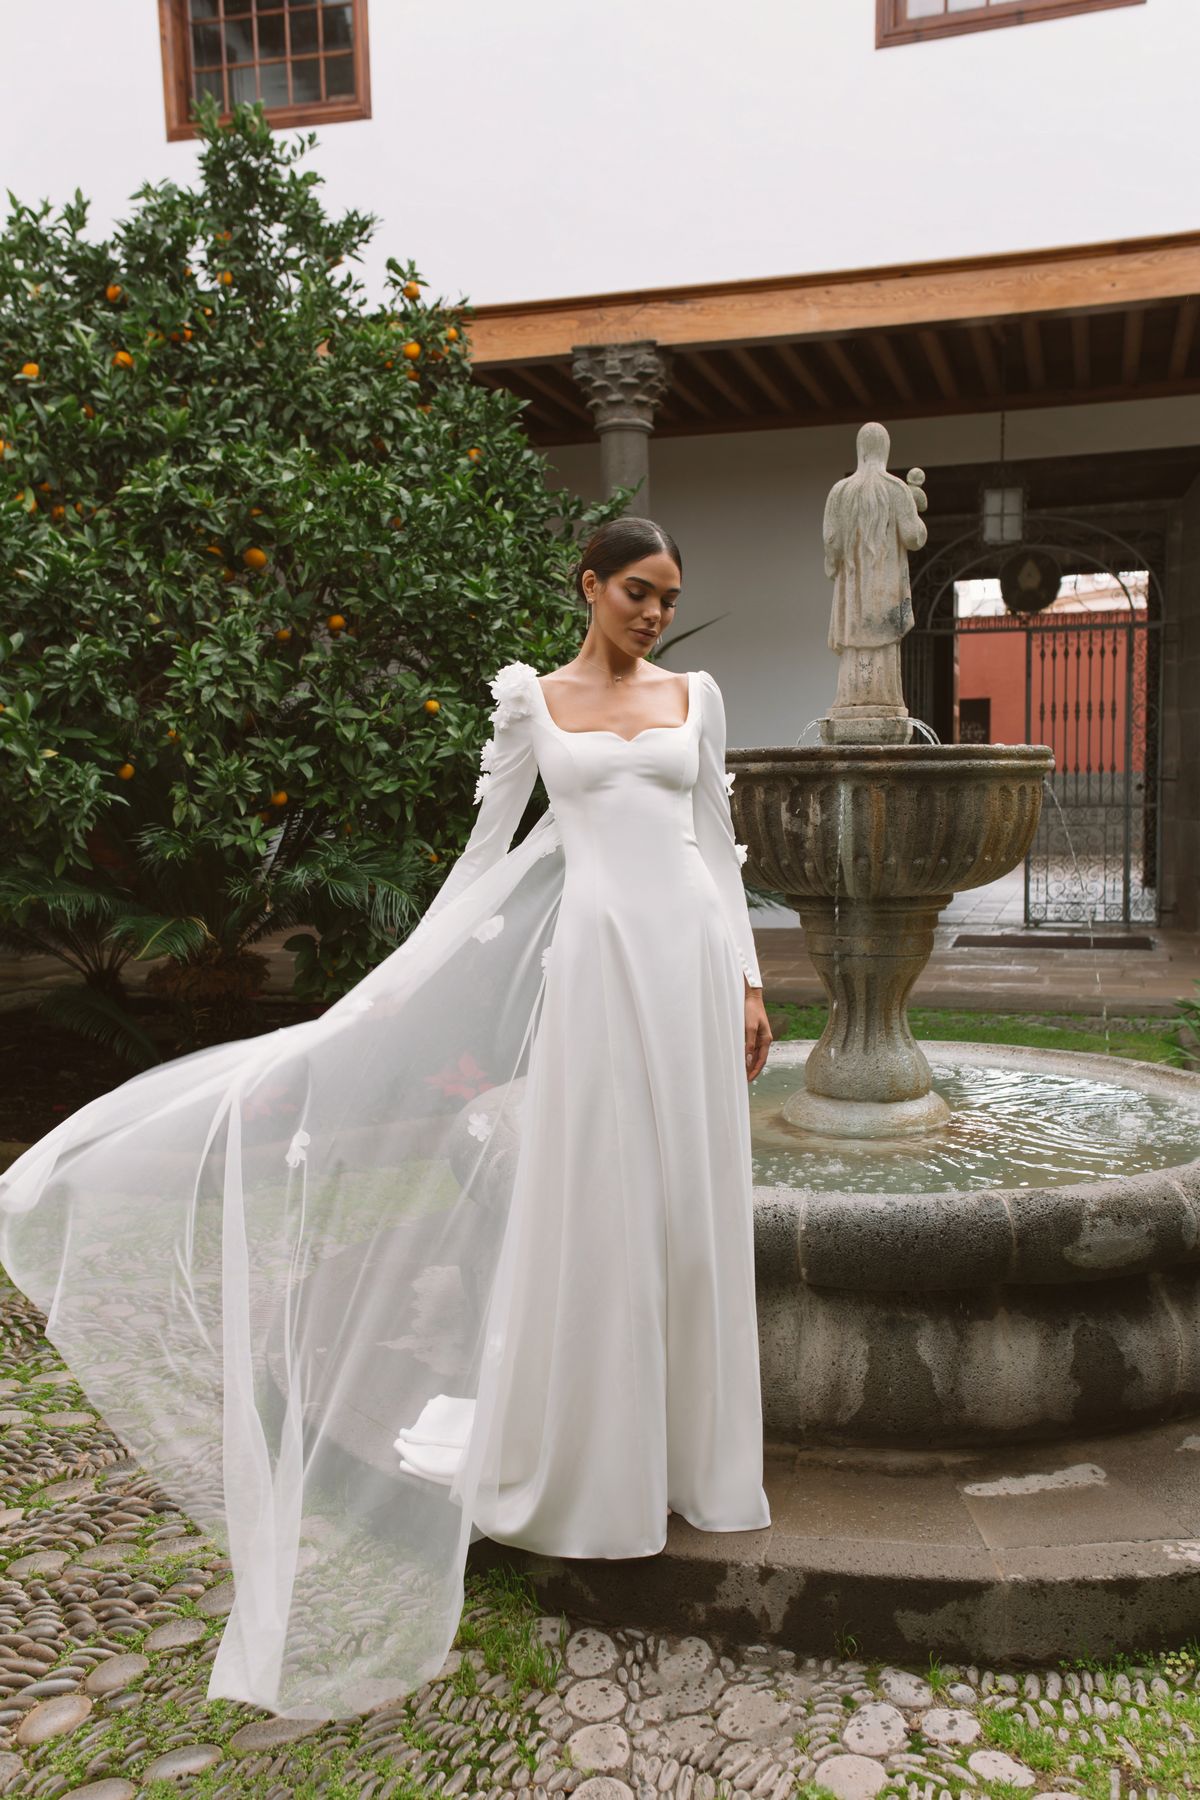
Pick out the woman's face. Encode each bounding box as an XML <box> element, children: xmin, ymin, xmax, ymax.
<box><xmin>585</xmin><ymin>551</ymin><xmax>681</xmax><ymax>657</ymax></box>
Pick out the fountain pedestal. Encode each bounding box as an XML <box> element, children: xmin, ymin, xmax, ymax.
<box><xmin>783</xmin><ymin>894</ymin><xmax>952</xmax><ymax>1136</ymax></box>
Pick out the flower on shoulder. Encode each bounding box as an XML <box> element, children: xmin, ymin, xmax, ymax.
<box><xmin>734</xmin><ymin>841</ymin><xmax>749</xmax><ymax>866</ymax></box>
<box><xmin>488</xmin><ymin>660</ymin><xmax>538</xmax><ymax>730</ymax></box>
<box><xmin>473</xmin><ymin>771</ymin><xmax>493</xmax><ymax>805</ymax></box>
<box><xmin>473</xmin><ymin>913</ymin><xmax>504</xmax><ymax>943</ymax></box>
<box><xmin>479</xmin><ymin>735</ymin><xmax>498</xmax><ymax>772</ymax></box>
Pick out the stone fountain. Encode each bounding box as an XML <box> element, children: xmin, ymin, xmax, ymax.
<box><xmin>724</xmin><ymin>422</ymin><xmax>1200</xmax><ymax>1455</ymax></box>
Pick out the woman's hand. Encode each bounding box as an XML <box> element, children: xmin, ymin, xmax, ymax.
<box><xmin>744</xmin><ymin>985</ymin><xmax>772</xmax><ymax>1082</ymax></box>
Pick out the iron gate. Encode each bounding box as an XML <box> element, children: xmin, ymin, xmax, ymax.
<box><xmin>903</xmin><ymin>520</ymin><xmax>1164</xmax><ymax>928</ymax></box>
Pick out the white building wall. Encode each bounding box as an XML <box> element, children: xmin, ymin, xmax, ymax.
<box><xmin>3</xmin><ymin>0</ymin><xmax>1195</xmax><ymax>307</ymax></box>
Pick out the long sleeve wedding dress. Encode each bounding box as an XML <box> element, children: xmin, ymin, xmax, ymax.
<box><xmin>0</xmin><ymin>658</ymin><xmax>769</xmax><ymax>1723</ymax></box>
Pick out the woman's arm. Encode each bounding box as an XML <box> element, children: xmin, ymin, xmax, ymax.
<box><xmin>422</xmin><ymin>664</ymin><xmax>540</xmax><ymax>923</ymax></box>
<box><xmin>691</xmin><ymin>669</ymin><xmax>763</xmax><ymax>991</ymax></box>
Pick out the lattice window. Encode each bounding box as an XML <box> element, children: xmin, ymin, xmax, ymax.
<box><xmin>877</xmin><ymin>0</ymin><xmax>1145</xmax><ymax>48</ymax></box>
<box><xmin>159</xmin><ymin>0</ymin><xmax>370</xmax><ymax>139</ymax></box>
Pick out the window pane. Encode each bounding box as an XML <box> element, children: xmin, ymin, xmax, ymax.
<box><xmin>324</xmin><ymin>52</ymin><xmax>354</xmax><ymax>97</ymax></box>
<box><xmin>188</xmin><ymin>0</ymin><xmax>221</xmax><ymax>18</ymax></box>
<box><xmin>290</xmin><ymin>9</ymin><xmax>319</xmax><ymax>53</ymax></box>
<box><xmin>229</xmin><ymin>63</ymin><xmax>260</xmax><ymax>102</ymax></box>
<box><xmin>224</xmin><ymin>17</ymin><xmax>256</xmax><ymax>59</ymax></box>
<box><xmin>947</xmin><ymin>0</ymin><xmax>982</xmax><ymax>10</ymax></box>
<box><xmin>906</xmin><ymin>0</ymin><xmax>946</xmax><ymax>14</ymax></box>
<box><xmin>291</xmin><ymin>55</ymin><xmax>322</xmax><ymax>100</ymax></box>
<box><xmin>191</xmin><ymin>21</ymin><xmax>223</xmax><ymax>66</ymax></box>
<box><xmin>193</xmin><ymin>66</ymin><xmax>227</xmax><ymax>107</ymax></box>
<box><xmin>323</xmin><ymin>3</ymin><xmax>354</xmax><ymax>50</ymax></box>
<box><xmin>257</xmin><ymin>11</ymin><xmax>287</xmax><ymax>57</ymax></box>
<box><xmin>260</xmin><ymin>59</ymin><xmax>291</xmax><ymax>104</ymax></box>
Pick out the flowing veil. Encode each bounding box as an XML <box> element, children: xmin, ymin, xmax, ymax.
<box><xmin>0</xmin><ymin>666</ymin><xmax>566</xmax><ymax>1720</ymax></box>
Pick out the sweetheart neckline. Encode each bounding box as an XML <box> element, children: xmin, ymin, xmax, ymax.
<box><xmin>533</xmin><ymin>668</ymin><xmax>695</xmax><ymax>744</ymax></box>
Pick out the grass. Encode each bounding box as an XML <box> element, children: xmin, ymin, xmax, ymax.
<box><xmin>767</xmin><ymin>1002</ymin><xmax>1190</xmax><ymax>1066</ymax></box>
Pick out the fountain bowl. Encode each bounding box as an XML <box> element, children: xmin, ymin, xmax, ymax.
<box><xmin>728</xmin><ymin>743</ymin><xmax>1055</xmax><ymax>1134</ymax></box>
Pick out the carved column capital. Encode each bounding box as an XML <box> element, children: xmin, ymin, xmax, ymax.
<box><xmin>570</xmin><ymin>340</ymin><xmax>673</xmax><ymax>435</ymax></box>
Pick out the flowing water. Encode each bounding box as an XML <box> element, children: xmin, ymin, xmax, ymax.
<box><xmin>750</xmin><ymin>1053</ymin><xmax>1200</xmax><ymax>1193</ymax></box>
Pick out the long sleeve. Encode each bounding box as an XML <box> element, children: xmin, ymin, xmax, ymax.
<box><xmin>423</xmin><ymin>662</ymin><xmax>540</xmax><ymax>923</ymax></box>
<box><xmin>692</xmin><ymin>668</ymin><xmax>763</xmax><ymax>990</ymax></box>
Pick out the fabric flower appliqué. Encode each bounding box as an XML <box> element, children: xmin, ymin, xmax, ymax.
<box><xmin>473</xmin><ymin>913</ymin><xmax>504</xmax><ymax>943</ymax></box>
<box><xmin>540</xmin><ymin>944</ymin><xmax>552</xmax><ymax>972</ymax></box>
<box><xmin>478</xmin><ymin>735</ymin><xmax>498</xmax><ymax>773</ymax></box>
<box><xmin>723</xmin><ymin>770</ymin><xmax>736</xmax><ymax>796</ymax></box>
<box><xmin>734</xmin><ymin>841</ymin><xmax>749</xmax><ymax>866</ymax></box>
<box><xmin>488</xmin><ymin>660</ymin><xmax>538</xmax><ymax>731</ymax></box>
<box><xmin>285</xmin><ymin>1129</ymin><xmax>311</xmax><ymax>1169</ymax></box>
<box><xmin>473</xmin><ymin>771</ymin><xmax>493</xmax><ymax>806</ymax></box>
<box><xmin>467</xmin><ymin>1111</ymin><xmax>493</xmax><ymax>1143</ymax></box>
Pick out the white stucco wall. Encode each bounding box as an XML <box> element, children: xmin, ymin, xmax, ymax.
<box><xmin>3</xmin><ymin>0</ymin><xmax>1196</xmax><ymax>307</ymax></box>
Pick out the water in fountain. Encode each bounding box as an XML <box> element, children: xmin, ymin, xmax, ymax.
<box><xmin>1040</xmin><ymin>777</ymin><xmax>1113</xmax><ymax>1057</ymax></box>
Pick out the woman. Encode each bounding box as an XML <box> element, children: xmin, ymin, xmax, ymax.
<box><xmin>0</xmin><ymin>517</ymin><xmax>772</xmax><ymax>1722</ymax></box>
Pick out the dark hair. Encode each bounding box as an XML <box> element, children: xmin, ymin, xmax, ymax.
<box><xmin>570</xmin><ymin>516</ymin><xmax>682</xmax><ymax>609</ymax></box>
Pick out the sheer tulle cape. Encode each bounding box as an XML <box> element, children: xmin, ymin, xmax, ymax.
<box><xmin>0</xmin><ymin>794</ymin><xmax>564</xmax><ymax>1721</ymax></box>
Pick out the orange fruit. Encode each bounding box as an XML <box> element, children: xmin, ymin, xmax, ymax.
<box><xmin>74</xmin><ymin>502</ymin><xmax>84</xmax><ymax>515</ymax></box>
<box><xmin>37</xmin><ymin>481</ymin><xmax>51</xmax><ymax>492</ymax></box>
<box><xmin>429</xmin><ymin>850</ymin><xmax>440</xmax><ymax>863</ymax></box>
<box><xmin>446</xmin><ymin>326</ymin><xmax>459</xmax><ymax>342</ymax></box>
<box><xmin>117</xmin><ymin>762</ymin><xmax>135</xmax><ymax>780</ymax></box>
<box><xmin>105</xmin><ymin>283</ymin><xmax>122</xmax><ymax>302</ymax></box>
<box><xmin>389</xmin><ymin>516</ymin><xmax>404</xmax><ymax>527</ymax></box>
<box><xmin>112</xmin><ymin>349</ymin><xmax>134</xmax><ymax>369</ymax></box>
<box><xmin>222</xmin><ymin>569</ymin><xmax>236</xmax><ymax>583</ymax></box>
<box><xmin>271</xmin><ymin>789</ymin><xmax>288</xmax><ymax>807</ymax></box>
<box><xmin>249</xmin><ymin>506</ymin><xmax>263</xmax><ymax>517</ymax></box>
<box><xmin>184</xmin><ymin>264</ymin><xmax>193</xmax><ymax>276</ymax></box>
<box><xmin>418</xmin><ymin>402</ymin><xmax>431</xmax><ymax>413</ymax></box>
<box><xmin>183</xmin><ymin>326</ymin><xmax>193</xmax><ymax>340</ymax></box>
<box><xmin>423</xmin><ymin>698</ymin><xmax>440</xmax><ymax>714</ymax></box>
<box><xmin>384</xmin><ymin>359</ymin><xmax>394</xmax><ymax>370</ymax></box>
<box><xmin>327</xmin><ymin>613</ymin><xmax>346</xmax><ymax>632</ymax></box>
<box><xmin>403</xmin><ymin>280</ymin><xmax>421</xmax><ymax>300</ymax></box>
<box><xmin>203</xmin><ymin>306</ymin><xmax>213</xmax><ymax>316</ymax></box>
<box><xmin>82</xmin><ymin>403</ymin><xmax>95</xmax><ymax>419</ymax></box>
<box><xmin>402</xmin><ymin>340</ymin><xmax>421</xmax><ymax>360</ymax></box>
<box><xmin>406</xmin><ymin>369</ymin><xmax>419</xmax><ymax>382</ymax></box>
<box><xmin>242</xmin><ymin>546</ymin><xmax>268</xmax><ymax>571</ymax></box>
<box><xmin>467</xmin><ymin>447</ymin><xmax>482</xmax><ymax>462</ymax></box>
<box><xmin>167</xmin><ymin>728</ymin><xmax>179</xmax><ymax>742</ymax></box>
<box><xmin>204</xmin><ymin>543</ymin><xmax>223</xmax><ymax>558</ymax></box>
<box><xmin>20</xmin><ymin>362</ymin><xmax>39</xmax><ymax>379</ymax></box>
<box><xmin>219</xmin><ymin>270</ymin><xmax>233</xmax><ymax>286</ymax></box>
<box><xmin>275</xmin><ymin>627</ymin><xmax>293</xmax><ymax>643</ymax></box>
<box><xmin>51</xmin><ymin>504</ymin><xmax>65</xmax><ymax>520</ymax></box>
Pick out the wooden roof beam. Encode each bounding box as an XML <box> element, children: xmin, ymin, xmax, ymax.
<box><xmin>1169</xmin><ymin>297</ymin><xmax>1198</xmax><ymax>380</ymax></box>
<box><xmin>822</xmin><ymin>339</ymin><xmax>873</xmax><ymax>408</ymax></box>
<box><xmin>1021</xmin><ymin>318</ymin><xmax>1046</xmax><ymax>391</ymax></box>
<box><xmin>869</xmin><ymin>333</ymin><xmax>916</xmax><ymax>403</ymax></box>
<box><xmin>687</xmin><ymin>349</ymin><xmax>757</xmax><ymax>415</ymax></box>
<box><xmin>465</xmin><ymin>232</ymin><xmax>1200</xmax><ymax>365</ymax></box>
<box><xmin>1072</xmin><ymin>315</ymin><xmax>1091</xmax><ymax>387</ymax></box>
<box><xmin>773</xmin><ymin>342</ymin><xmax>833</xmax><ymax>410</ymax></box>
<box><xmin>919</xmin><ymin>328</ymin><xmax>959</xmax><ymax>401</ymax></box>
<box><xmin>728</xmin><ymin>345</ymin><xmax>794</xmax><ymax>413</ymax></box>
<box><xmin>969</xmin><ymin>324</ymin><xmax>1002</xmax><ymax>396</ymax></box>
<box><xmin>1121</xmin><ymin>309</ymin><xmax>1145</xmax><ymax>386</ymax></box>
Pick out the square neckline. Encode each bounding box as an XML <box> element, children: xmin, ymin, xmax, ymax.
<box><xmin>533</xmin><ymin>668</ymin><xmax>696</xmax><ymax>745</ymax></box>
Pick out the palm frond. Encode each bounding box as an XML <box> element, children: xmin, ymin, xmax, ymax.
<box><xmin>36</xmin><ymin>986</ymin><xmax>163</xmax><ymax>1071</ymax></box>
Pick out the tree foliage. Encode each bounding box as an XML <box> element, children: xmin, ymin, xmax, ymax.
<box><xmin>0</xmin><ymin>97</ymin><xmax>621</xmax><ymax>1048</ymax></box>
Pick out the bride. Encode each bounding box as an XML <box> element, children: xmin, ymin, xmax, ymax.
<box><xmin>0</xmin><ymin>515</ymin><xmax>773</xmax><ymax>1721</ymax></box>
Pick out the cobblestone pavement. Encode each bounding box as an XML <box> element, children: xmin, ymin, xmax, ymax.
<box><xmin>0</xmin><ymin>1269</ymin><xmax>1197</xmax><ymax>1800</ymax></box>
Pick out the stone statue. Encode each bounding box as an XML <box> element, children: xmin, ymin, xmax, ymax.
<box><xmin>820</xmin><ymin>421</ymin><xmax>927</xmax><ymax>744</ymax></box>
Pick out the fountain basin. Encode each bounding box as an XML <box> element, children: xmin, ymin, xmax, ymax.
<box><xmin>753</xmin><ymin>1041</ymin><xmax>1200</xmax><ymax>1448</ymax></box>
<box><xmin>727</xmin><ymin>742</ymin><xmax>1055</xmax><ymax>1132</ymax></box>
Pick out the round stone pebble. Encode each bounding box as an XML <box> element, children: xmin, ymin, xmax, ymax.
<box><xmin>194</xmin><ymin>1578</ymin><xmax>236</xmax><ymax>1617</ymax></box>
<box><xmin>84</xmin><ymin>1654</ymin><xmax>150</xmax><ymax>1697</ymax></box>
<box><xmin>654</xmin><ymin>1637</ymin><xmax>713</xmax><ymax>1683</ymax></box>
<box><xmin>143</xmin><ymin>1618</ymin><xmax>208</xmax><ymax>1651</ymax></box>
<box><xmin>567</xmin><ymin>1628</ymin><xmax>619</xmax><ymax>1677</ymax></box>
<box><xmin>0</xmin><ymin>1752</ymin><xmax>22</xmax><ymax>1787</ymax></box>
<box><xmin>564</xmin><ymin>1677</ymin><xmax>625</xmax><ymax>1722</ymax></box>
<box><xmin>920</xmin><ymin>1706</ymin><xmax>982</xmax><ymax>1746</ymax></box>
<box><xmin>16</xmin><ymin>1692</ymin><xmax>95</xmax><ymax>1746</ymax></box>
<box><xmin>567</xmin><ymin>1722</ymin><xmax>631</xmax><ymax>1772</ymax></box>
<box><xmin>63</xmin><ymin>1784</ymin><xmax>137</xmax><ymax>1800</ymax></box>
<box><xmin>42</xmin><ymin>1410</ymin><xmax>97</xmax><ymax>1426</ymax></box>
<box><xmin>573</xmin><ymin>1782</ymin><xmax>634</xmax><ymax>1800</ymax></box>
<box><xmin>227</xmin><ymin>1715</ymin><xmax>325</xmax><ymax>1752</ymax></box>
<box><xmin>967</xmin><ymin>1749</ymin><xmax>1036</xmax><ymax>1787</ymax></box>
<box><xmin>841</xmin><ymin>1702</ymin><xmax>908</xmax><ymax>1756</ymax></box>
<box><xmin>141</xmin><ymin>1744</ymin><xmax>225</xmax><ymax>1780</ymax></box>
<box><xmin>0</xmin><ymin>1409</ymin><xmax>32</xmax><ymax>1425</ymax></box>
<box><xmin>76</xmin><ymin>1542</ymin><xmax>129</xmax><ymax>1567</ymax></box>
<box><xmin>814</xmin><ymin>1753</ymin><xmax>890</xmax><ymax>1799</ymax></box>
<box><xmin>716</xmin><ymin>1687</ymin><xmax>793</xmax><ymax>1741</ymax></box>
<box><xmin>6</xmin><ymin>1549</ymin><xmax>70</xmax><ymax>1577</ymax></box>
<box><xmin>878</xmin><ymin>1669</ymin><xmax>934</xmax><ymax>1708</ymax></box>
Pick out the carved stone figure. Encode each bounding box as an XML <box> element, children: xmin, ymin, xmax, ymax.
<box><xmin>820</xmin><ymin>421</ymin><xmax>927</xmax><ymax>744</ymax></box>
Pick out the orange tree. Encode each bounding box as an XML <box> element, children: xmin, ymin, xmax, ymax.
<box><xmin>0</xmin><ymin>98</ymin><xmax>621</xmax><ymax>1053</ymax></box>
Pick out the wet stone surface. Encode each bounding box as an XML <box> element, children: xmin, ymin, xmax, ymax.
<box><xmin>0</xmin><ymin>1267</ymin><xmax>1198</xmax><ymax>1797</ymax></box>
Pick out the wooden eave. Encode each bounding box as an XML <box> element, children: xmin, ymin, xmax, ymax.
<box><xmin>465</xmin><ymin>233</ymin><xmax>1200</xmax><ymax>445</ymax></box>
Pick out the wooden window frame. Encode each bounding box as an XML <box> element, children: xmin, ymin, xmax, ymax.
<box><xmin>158</xmin><ymin>0</ymin><xmax>371</xmax><ymax>141</ymax></box>
<box><xmin>877</xmin><ymin>0</ymin><xmax>1145</xmax><ymax>49</ymax></box>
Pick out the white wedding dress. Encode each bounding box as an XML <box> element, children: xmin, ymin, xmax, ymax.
<box><xmin>0</xmin><ymin>659</ymin><xmax>769</xmax><ymax>1721</ymax></box>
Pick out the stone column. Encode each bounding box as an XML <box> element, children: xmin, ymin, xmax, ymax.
<box><xmin>571</xmin><ymin>340</ymin><xmax>672</xmax><ymax>519</ymax></box>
